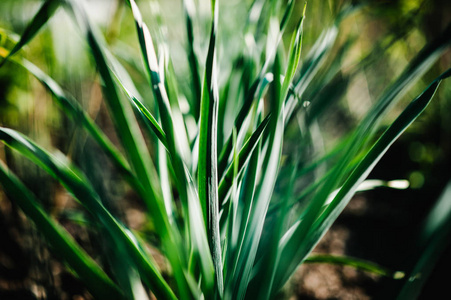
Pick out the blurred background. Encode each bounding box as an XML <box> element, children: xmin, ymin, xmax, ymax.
<box><xmin>0</xmin><ymin>0</ymin><xmax>450</xmax><ymax>299</ymax></box>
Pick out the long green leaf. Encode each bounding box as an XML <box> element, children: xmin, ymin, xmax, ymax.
<box><xmin>271</xmin><ymin>26</ymin><xmax>451</xmax><ymax>293</ymax></box>
<box><xmin>217</xmin><ymin>74</ymin><xmax>272</xmax><ymax>179</ymax></box>
<box><xmin>284</xmin><ymin>25</ymin><xmax>339</xmax><ymax>122</ymax></box>
<box><xmin>223</xmin><ymin>105</ymin><xmax>263</xmax><ymax>300</ymax></box>
<box><xmin>101</xmin><ymin>48</ymin><xmax>169</xmax><ymax>149</ymax></box>
<box><xmin>63</xmin><ymin>0</ymin><xmax>168</xmax><ymax>228</ymax></box>
<box><xmin>283</xmin><ymin>5</ymin><xmax>359</xmax><ymax>121</ymax></box>
<box><xmin>218</xmin><ymin>113</ymin><xmax>271</xmax><ymax>206</ymax></box>
<box><xmin>305</xmin><ymin>254</ymin><xmax>404</xmax><ymax>279</ymax></box>
<box><xmin>246</xmin><ymin>8</ymin><xmax>305</xmax><ymax>299</ymax></box>
<box><xmin>125</xmin><ymin>0</ymin><xmax>215</xmax><ymax>297</ymax></box>
<box><xmin>252</xmin><ymin>154</ymin><xmax>299</xmax><ymax>300</ymax></box>
<box><xmin>126</xmin><ymin>0</ymin><xmax>193</xmax><ymax>180</ymax></box>
<box><xmin>273</xmin><ymin>69</ymin><xmax>451</xmax><ymax>294</ymax></box>
<box><xmin>64</xmin><ymin>1</ymin><xmax>195</xmax><ymax>298</ymax></box>
<box><xmin>0</xmin><ymin>54</ymin><xmax>140</xmax><ymax>194</ymax></box>
<box><xmin>198</xmin><ymin>0</ymin><xmax>224</xmax><ymax>297</ymax></box>
<box><xmin>317</xmin><ymin>69</ymin><xmax>450</xmax><ymax>249</ymax></box>
<box><xmin>0</xmin><ymin>127</ymin><xmax>177</xmax><ymax>300</ymax></box>
<box><xmin>0</xmin><ymin>161</ymin><xmax>125</xmax><ymax>300</ymax></box>
<box><xmin>217</xmin><ymin>0</ymin><xmax>298</xmax><ymax>181</ymax></box>
<box><xmin>112</xmin><ymin>71</ymin><xmax>168</xmax><ymax>148</ymax></box>
<box><xmin>183</xmin><ymin>0</ymin><xmax>202</xmax><ymax>121</ymax></box>
<box><xmin>0</xmin><ymin>0</ymin><xmax>59</xmax><ymax>67</ymax></box>
<box><xmin>125</xmin><ymin>0</ymin><xmax>188</xmax><ymax>205</ymax></box>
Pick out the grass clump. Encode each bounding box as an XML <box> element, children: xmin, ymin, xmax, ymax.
<box><xmin>0</xmin><ymin>0</ymin><xmax>450</xmax><ymax>299</ymax></box>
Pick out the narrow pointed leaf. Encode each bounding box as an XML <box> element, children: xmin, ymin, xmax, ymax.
<box><xmin>0</xmin><ymin>128</ymin><xmax>177</xmax><ymax>300</ymax></box>
<box><xmin>218</xmin><ymin>0</ymin><xmax>300</xmax><ymax>180</ymax></box>
<box><xmin>2</xmin><ymin>55</ymin><xmax>138</xmax><ymax>193</ymax></box>
<box><xmin>64</xmin><ymin>1</ymin><xmax>195</xmax><ymax>298</ymax></box>
<box><xmin>113</xmin><ymin>73</ymin><xmax>168</xmax><ymax>148</ymax></box>
<box><xmin>0</xmin><ymin>0</ymin><xmax>59</xmax><ymax>66</ymax></box>
<box><xmin>305</xmin><ymin>254</ymin><xmax>404</xmax><ymax>279</ymax></box>
<box><xmin>218</xmin><ymin>113</ymin><xmax>271</xmax><ymax>205</ymax></box>
<box><xmin>0</xmin><ymin>162</ymin><xmax>125</xmax><ymax>300</ymax></box>
<box><xmin>198</xmin><ymin>0</ymin><xmax>224</xmax><ymax>296</ymax></box>
<box><xmin>233</xmin><ymin>52</ymin><xmax>285</xmax><ymax>300</ymax></box>
<box><xmin>218</xmin><ymin>73</ymin><xmax>272</xmax><ymax>179</ymax></box>
<box><xmin>271</xmin><ymin>28</ymin><xmax>451</xmax><ymax>292</ymax></box>
<box><xmin>126</xmin><ymin>0</ymin><xmax>214</xmax><ymax>297</ymax></box>
<box><xmin>183</xmin><ymin>0</ymin><xmax>202</xmax><ymax>120</ymax></box>
<box><xmin>274</xmin><ymin>69</ymin><xmax>451</xmax><ymax>292</ymax></box>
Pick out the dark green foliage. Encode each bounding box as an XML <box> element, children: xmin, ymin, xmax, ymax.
<box><xmin>0</xmin><ymin>0</ymin><xmax>449</xmax><ymax>299</ymax></box>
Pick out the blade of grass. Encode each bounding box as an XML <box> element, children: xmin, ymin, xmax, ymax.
<box><xmin>126</xmin><ymin>0</ymin><xmax>192</xmax><ymax>181</ymax></box>
<box><xmin>163</xmin><ymin>57</ymin><xmax>193</xmax><ymax>166</ymax></box>
<box><xmin>0</xmin><ymin>161</ymin><xmax>125</xmax><ymax>300</ymax></box>
<box><xmin>112</xmin><ymin>70</ymin><xmax>168</xmax><ymax>148</ymax></box>
<box><xmin>0</xmin><ymin>54</ymin><xmax>141</xmax><ymax>194</ymax></box>
<box><xmin>102</xmin><ymin>48</ymin><xmax>169</xmax><ymax>148</ymax></box>
<box><xmin>183</xmin><ymin>0</ymin><xmax>202</xmax><ymax>121</ymax></box>
<box><xmin>273</xmin><ymin>68</ymin><xmax>451</xmax><ymax>294</ymax></box>
<box><xmin>185</xmin><ymin>166</ymin><xmax>216</xmax><ymax>297</ymax></box>
<box><xmin>233</xmin><ymin>51</ymin><xmax>284</xmax><ymax>300</ymax></box>
<box><xmin>217</xmin><ymin>73</ymin><xmax>272</xmax><ymax>179</ymax></box>
<box><xmin>218</xmin><ymin>113</ymin><xmax>271</xmax><ymax>206</ymax></box>
<box><xmin>272</xmin><ymin>28</ymin><xmax>451</xmax><ymax>292</ymax></box>
<box><xmin>305</xmin><ymin>254</ymin><xmax>405</xmax><ymax>279</ymax></box>
<box><xmin>64</xmin><ymin>0</ymin><xmax>197</xmax><ymax>297</ymax></box>
<box><xmin>0</xmin><ymin>127</ymin><xmax>177</xmax><ymax>300</ymax></box>
<box><xmin>223</xmin><ymin>106</ymin><xmax>262</xmax><ymax>300</ymax></box>
<box><xmin>317</xmin><ymin>69</ymin><xmax>450</xmax><ymax>246</ymax></box>
<box><xmin>104</xmin><ymin>48</ymin><xmax>191</xmax><ymax>261</ymax></box>
<box><xmin>223</xmin><ymin>127</ymin><xmax>239</xmax><ymax>283</ymax></box>
<box><xmin>144</xmin><ymin>1</ymin><xmax>193</xmax><ymax>166</ymax></box>
<box><xmin>217</xmin><ymin>0</ymin><xmax>298</xmax><ymax>181</ymax></box>
<box><xmin>253</xmin><ymin>154</ymin><xmax>299</xmax><ymax>300</ymax></box>
<box><xmin>63</xmin><ymin>0</ymin><xmax>169</xmax><ymax>232</ymax></box>
<box><xmin>125</xmin><ymin>0</ymin><xmax>215</xmax><ymax>296</ymax></box>
<box><xmin>0</xmin><ymin>0</ymin><xmax>59</xmax><ymax>67</ymax></box>
<box><xmin>244</xmin><ymin>8</ymin><xmax>305</xmax><ymax>298</ymax></box>
<box><xmin>198</xmin><ymin>0</ymin><xmax>224</xmax><ymax>296</ymax></box>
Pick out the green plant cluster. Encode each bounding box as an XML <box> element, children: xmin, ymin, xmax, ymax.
<box><xmin>0</xmin><ymin>0</ymin><xmax>450</xmax><ymax>299</ymax></box>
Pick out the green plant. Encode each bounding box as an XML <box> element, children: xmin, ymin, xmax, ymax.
<box><xmin>0</xmin><ymin>0</ymin><xmax>450</xmax><ymax>299</ymax></box>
